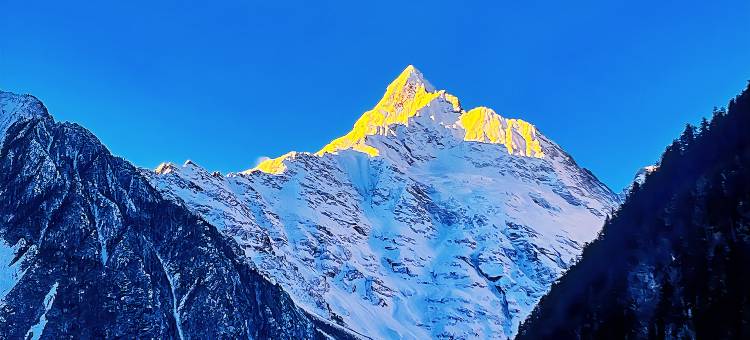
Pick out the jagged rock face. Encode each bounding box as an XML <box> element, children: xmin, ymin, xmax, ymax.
<box><xmin>0</xmin><ymin>92</ymin><xmax>329</xmax><ymax>339</ymax></box>
<box><xmin>149</xmin><ymin>67</ymin><xmax>621</xmax><ymax>339</ymax></box>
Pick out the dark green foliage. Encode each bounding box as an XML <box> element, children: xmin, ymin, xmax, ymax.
<box><xmin>518</xmin><ymin>82</ymin><xmax>750</xmax><ymax>339</ymax></box>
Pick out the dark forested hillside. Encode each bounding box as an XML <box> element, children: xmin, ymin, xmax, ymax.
<box><xmin>518</xmin><ymin>83</ymin><xmax>750</xmax><ymax>339</ymax></box>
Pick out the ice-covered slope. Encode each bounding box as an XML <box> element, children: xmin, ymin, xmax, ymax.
<box><xmin>148</xmin><ymin>66</ymin><xmax>621</xmax><ymax>339</ymax></box>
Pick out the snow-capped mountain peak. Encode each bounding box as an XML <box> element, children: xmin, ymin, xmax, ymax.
<box><xmin>313</xmin><ymin>65</ymin><xmax>452</xmax><ymax>159</ymax></box>
<box><xmin>396</xmin><ymin>64</ymin><xmax>436</xmax><ymax>92</ymax></box>
<box><xmin>457</xmin><ymin>106</ymin><xmax>544</xmax><ymax>158</ymax></box>
<box><xmin>155</xmin><ymin>162</ymin><xmax>178</xmax><ymax>175</ymax></box>
<box><xmin>148</xmin><ymin>66</ymin><xmax>620</xmax><ymax>339</ymax></box>
<box><xmin>248</xmin><ymin>66</ymin><xmax>544</xmax><ymax>175</ymax></box>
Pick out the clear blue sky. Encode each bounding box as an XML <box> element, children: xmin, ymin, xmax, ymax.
<box><xmin>1</xmin><ymin>1</ymin><xmax>748</xmax><ymax>190</ymax></box>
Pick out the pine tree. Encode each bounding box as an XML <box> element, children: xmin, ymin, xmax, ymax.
<box><xmin>679</xmin><ymin>123</ymin><xmax>696</xmax><ymax>151</ymax></box>
<box><xmin>699</xmin><ymin>117</ymin><xmax>710</xmax><ymax>136</ymax></box>
<box><xmin>518</xmin><ymin>82</ymin><xmax>750</xmax><ymax>340</ymax></box>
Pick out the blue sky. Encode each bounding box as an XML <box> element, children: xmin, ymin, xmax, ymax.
<box><xmin>1</xmin><ymin>0</ymin><xmax>748</xmax><ymax>190</ymax></box>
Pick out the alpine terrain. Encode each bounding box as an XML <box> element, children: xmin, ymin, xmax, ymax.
<box><xmin>0</xmin><ymin>91</ymin><xmax>355</xmax><ymax>338</ymax></box>
<box><xmin>149</xmin><ymin>66</ymin><xmax>621</xmax><ymax>339</ymax></box>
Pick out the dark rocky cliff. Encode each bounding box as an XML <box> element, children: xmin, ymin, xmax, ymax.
<box><xmin>0</xmin><ymin>91</ymin><xmax>342</xmax><ymax>339</ymax></box>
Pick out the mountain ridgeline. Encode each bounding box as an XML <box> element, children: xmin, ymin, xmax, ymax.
<box><xmin>6</xmin><ymin>65</ymin><xmax>740</xmax><ymax>339</ymax></box>
<box><xmin>0</xmin><ymin>92</ymin><xmax>355</xmax><ymax>339</ymax></box>
<box><xmin>518</xmin><ymin>83</ymin><xmax>750</xmax><ymax>339</ymax></box>
<box><xmin>0</xmin><ymin>66</ymin><xmax>621</xmax><ymax>339</ymax></box>
<box><xmin>148</xmin><ymin>66</ymin><xmax>620</xmax><ymax>339</ymax></box>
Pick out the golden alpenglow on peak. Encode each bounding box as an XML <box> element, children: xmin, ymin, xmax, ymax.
<box><xmin>248</xmin><ymin>65</ymin><xmax>545</xmax><ymax>174</ymax></box>
<box><xmin>459</xmin><ymin>107</ymin><xmax>544</xmax><ymax>158</ymax></box>
<box><xmin>246</xmin><ymin>152</ymin><xmax>299</xmax><ymax>175</ymax></box>
<box><xmin>315</xmin><ymin>65</ymin><xmax>447</xmax><ymax>157</ymax></box>
<box><xmin>155</xmin><ymin>162</ymin><xmax>178</xmax><ymax>175</ymax></box>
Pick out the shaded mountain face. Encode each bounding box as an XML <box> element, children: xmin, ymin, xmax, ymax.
<box><xmin>149</xmin><ymin>66</ymin><xmax>620</xmax><ymax>339</ymax></box>
<box><xmin>0</xmin><ymin>91</ymin><xmax>336</xmax><ymax>339</ymax></box>
<box><xmin>518</xmin><ymin>85</ymin><xmax>750</xmax><ymax>339</ymax></box>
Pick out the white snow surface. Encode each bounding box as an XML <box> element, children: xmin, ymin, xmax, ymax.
<box><xmin>0</xmin><ymin>240</ymin><xmax>28</xmax><ymax>302</ymax></box>
<box><xmin>25</xmin><ymin>282</ymin><xmax>58</xmax><ymax>340</ymax></box>
<box><xmin>146</xmin><ymin>67</ymin><xmax>620</xmax><ymax>339</ymax></box>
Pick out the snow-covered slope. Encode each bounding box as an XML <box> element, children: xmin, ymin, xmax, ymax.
<box><xmin>148</xmin><ymin>66</ymin><xmax>621</xmax><ymax>339</ymax></box>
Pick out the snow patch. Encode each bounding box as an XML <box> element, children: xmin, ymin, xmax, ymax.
<box><xmin>154</xmin><ymin>251</ymin><xmax>185</xmax><ymax>340</ymax></box>
<box><xmin>25</xmin><ymin>282</ymin><xmax>58</xmax><ymax>340</ymax></box>
<box><xmin>0</xmin><ymin>239</ymin><xmax>28</xmax><ymax>301</ymax></box>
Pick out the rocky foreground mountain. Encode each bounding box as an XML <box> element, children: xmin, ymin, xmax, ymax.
<box><xmin>0</xmin><ymin>92</ymin><xmax>358</xmax><ymax>338</ymax></box>
<box><xmin>149</xmin><ymin>66</ymin><xmax>621</xmax><ymax>339</ymax></box>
